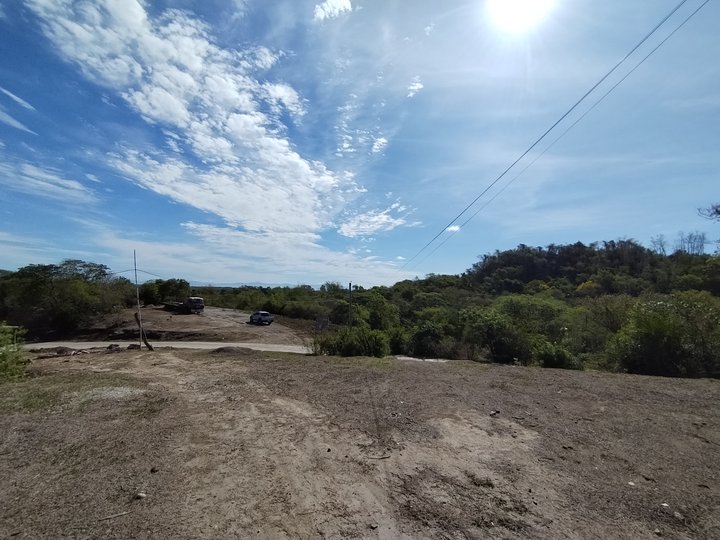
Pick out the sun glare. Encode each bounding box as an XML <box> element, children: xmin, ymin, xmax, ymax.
<box><xmin>486</xmin><ymin>0</ymin><xmax>555</xmax><ymax>34</ymax></box>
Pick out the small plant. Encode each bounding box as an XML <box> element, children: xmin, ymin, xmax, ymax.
<box><xmin>0</xmin><ymin>324</ymin><xmax>27</xmax><ymax>383</ymax></box>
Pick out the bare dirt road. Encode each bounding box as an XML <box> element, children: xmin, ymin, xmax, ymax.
<box><xmin>26</xmin><ymin>341</ymin><xmax>309</xmax><ymax>354</ymax></box>
<box><xmin>79</xmin><ymin>306</ymin><xmax>308</xmax><ymax>345</ymax></box>
<box><xmin>2</xmin><ymin>348</ymin><xmax>719</xmax><ymax>539</ymax></box>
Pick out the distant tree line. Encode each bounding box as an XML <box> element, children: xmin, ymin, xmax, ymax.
<box><xmin>183</xmin><ymin>233</ymin><xmax>719</xmax><ymax>378</ymax></box>
<box><xmin>0</xmin><ymin>259</ymin><xmax>136</xmax><ymax>339</ymax></box>
<box><xmin>1</xmin><ymin>206</ymin><xmax>718</xmax><ymax>377</ymax></box>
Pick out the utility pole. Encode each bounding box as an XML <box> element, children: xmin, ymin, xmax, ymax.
<box><xmin>134</xmin><ymin>250</ymin><xmax>143</xmax><ymax>350</ymax></box>
<box><xmin>348</xmin><ymin>282</ymin><xmax>352</xmax><ymax>327</ymax></box>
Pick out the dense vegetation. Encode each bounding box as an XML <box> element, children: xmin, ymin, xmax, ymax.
<box><xmin>0</xmin><ymin>324</ymin><xmax>25</xmax><ymax>382</ymax></box>
<box><xmin>0</xmin><ymin>260</ymin><xmax>136</xmax><ymax>339</ymax></box>
<box><xmin>1</xmin><ymin>209</ymin><xmax>718</xmax><ymax>377</ymax></box>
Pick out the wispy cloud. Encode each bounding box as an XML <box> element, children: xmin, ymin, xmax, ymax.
<box><xmin>0</xmin><ymin>230</ymin><xmax>64</xmax><ymax>266</ymax></box>
<box><xmin>0</xmin><ymin>87</ymin><xmax>36</xmax><ymax>110</ymax></box>
<box><xmin>0</xmin><ymin>161</ymin><xmax>95</xmax><ymax>203</ymax></box>
<box><xmin>338</xmin><ymin>203</ymin><xmax>416</xmax><ymax>238</ymax></box>
<box><xmin>371</xmin><ymin>136</ymin><xmax>388</xmax><ymax>154</ymax></box>
<box><xmin>407</xmin><ymin>76</ymin><xmax>424</xmax><ymax>98</ymax></box>
<box><xmin>313</xmin><ymin>0</ymin><xmax>352</xmax><ymax>22</ymax></box>
<box><xmin>77</xmin><ymin>221</ymin><xmax>411</xmax><ymax>285</ymax></box>
<box><xmin>27</xmin><ymin>0</ymin><xmax>357</xmax><ymax>235</ymax></box>
<box><xmin>446</xmin><ymin>225</ymin><xmax>460</xmax><ymax>232</ymax></box>
<box><xmin>0</xmin><ymin>106</ymin><xmax>36</xmax><ymax>134</ymax></box>
<box><xmin>23</xmin><ymin>0</ymin><xmax>417</xmax><ymax>283</ymax></box>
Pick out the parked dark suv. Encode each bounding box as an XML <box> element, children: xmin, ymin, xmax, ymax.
<box><xmin>249</xmin><ymin>311</ymin><xmax>274</xmax><ymax>325</ymax></box>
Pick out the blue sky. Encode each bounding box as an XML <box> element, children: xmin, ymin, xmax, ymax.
<box><xmin>0</xmin><ymin>0</ymin><xmax>717</xmax><ymax>286</ymax></box>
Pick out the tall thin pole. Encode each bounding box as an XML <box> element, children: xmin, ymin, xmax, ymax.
<box><xmin>348</xmin><ymin>282</ymin><xmax>352</xmax><ymax>327</ymax></box>
<box><xmin>134</xmin><ymin>250</ymin><xmax>143</xmax><ymax>350</ymax></box>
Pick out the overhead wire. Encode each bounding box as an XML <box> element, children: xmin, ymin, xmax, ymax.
<box><xmin>109</xmin><ymin>268</ymin><xmax>167</xmax><ymax>279</ymax></box>
<box><xmin>412</xmin><ymin>0</ymin><xmax>712</xmax><ymax>269</ymax></box>
<box><xmin>401</xmin><ymin>0</ymin><xmax>694</xmax><ymax>268</ymax></box>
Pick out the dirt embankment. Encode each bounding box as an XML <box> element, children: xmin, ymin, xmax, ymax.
<box><xmin>1</xmin><ymin>348</ymin><xmax>719</xmax><ymax>539</ymax></box>
<box><xmin>79</xmin><ymin>306</ymin><xmax>307</xmax><ymax>345</ymax></box>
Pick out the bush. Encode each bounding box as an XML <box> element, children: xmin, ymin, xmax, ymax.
<box><xmin>386</xmin><ymin>326</ymin><xmax>409</xmax><ymax>355</ymax></box>
<box><xmin>533</xmin><ymin>341</ymin><xmax>581</xmax><ymax>370</ymax></box>
<box><xmin>461</xmin><ymin>308</ymin><xmax>531</xmax><ymax>364</ymax></box>
<box><xmin>282</xmin><ymin>301</ymin><xmax>324</xmax><ymax>320</ymax></box>
<box><xmin>317</xmin><ymin>327</ymin><xmax>389</xmax><ymax>358</ymax></box>
<box><xmin>410</xmin><ymin>322</ymin><xmax>446</xmax><ymax>358</ymax></box>
<box><xmin>608</xmin><ymin>291</ymin><xmax>720</xmax><ymax>377</ymax></box>
<box><xmin>1</xmin><ymin>324</ymin><xmax>26</xmax><ymax>382</ymax></box>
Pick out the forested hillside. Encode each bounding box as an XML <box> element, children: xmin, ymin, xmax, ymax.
<box><xmin>195</xmin><ymin>236</ymin><xmax>719</xmax><ymax>378</ymax></box>
<box><xmin>0</xmin><ymin>260</ymin><xmax>136</xmax><ymax>338</ymax></box>
<box><xmin>2</xmin><ymin>234</ymin><xmax>718</xmax><ymax>377</ymax></box>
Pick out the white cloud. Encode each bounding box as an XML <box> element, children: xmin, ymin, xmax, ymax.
<box><xmin>446</xmin><ymin>225</ymin><xmax>460</xmax><ymax>232</ymax></box>
<box><xmin>263</xmin><ymin>82</ymin><xmax>305</xmax><ymax>118</ymax></box>
<box><xmin>85</xmin><ymin>173</ymin><xmax>101</xmax><ymax>183</ymax></box>
<box><xmin>371</xmin><ymin>136</ymin><xmax>388</xmax><ymax>154</ymax></box>
<box><xmin>27</xmin><ymin>0</ymin><xmax>359</xmax><ymax>236</ymax></box>
<box><xmin>229</xmin><ymin>0</ymin><xmax>247</xmax><ymax>22</ymax></box>
<box><xmin>339</xmin><ymin>204</ymin><xmax>417</xmax><ymax>238</ymax></box>
<box><xmin>79</xmin><ymin>222</ymin><xmax>412</xmax><ymax>286</ymax></box>
<box><xmin>407</xmin><ymin>76</ymin><xmax>424</xmax><ymax>98</ymax></box>
<box><xmin>424</xmin><ymin>24</ymin><xmax>435</xmax><ymax>36</ymax></box>
<box><xmin>23</xmin><ymin>0</ymin><xmax>422</xmax><ymax>281</ymax></box>
<box><xmin>0</xmin><ymin>161</ymin><xmax>95</xmax><ymax>203</ymax></box>
<box><xmin>313</xmin><ymin>0</ymin><xmax>352</xmax><ymax>22</ymax></box>
<box><xmin>0</xmin><ymin>231</ymin><xmax>64</xmax><ymax>266</ymax></box>
<box><xmin>0</xmin><ymin>106</ymin><xmax>36</xmax><ymax>134</ymax></box>
<box><xmin>183</xmin><ymin>223</ymin><xmax>409</xmax><ymax>284</ymax></box>
<box><xmin>0</xmin><ymin>87</ymin><xmax>36</xmax><ymax>110</ymax></box>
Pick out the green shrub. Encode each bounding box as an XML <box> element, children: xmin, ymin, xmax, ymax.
<box><xmin>282</xmin><ymin>301</ymin><xmax>324</xmax><ymax>320</ymax></box>
<box><xmin>1</xmin><ymin>324</ymin><xmax>26</xmax><ymax>383</ymax></box>
<box><xmin>318</xmin><ymin>327</ymin><xmax>389</xmax><ymax>358</ymax></box>
<box><xmin>608</xmin><ymin>291</ymin><xmax>720</xmax><ymax>377</ymax></box>
<box><xmin>410</xmin><ymin>322</ymin><xmax>445</xmax><ymax>358</ymax></box>
<box><xmin>460</xmin><ymin>308</ymin><xmax>531</xmax><ymax>364</ymax></box>
<box><xmin>533</xmin><ymin>341</ymin><xmax>581</xmax><ymax>370</ymax></box>
<box><xmin>386</xmin><ymin>326</ymin><xmax>409</xmax><ymax>355</ymax></box>
<box><xmin>493</xmin><ymin>294</ymin><xmax>569</xmax><ymax>342</ymax></box>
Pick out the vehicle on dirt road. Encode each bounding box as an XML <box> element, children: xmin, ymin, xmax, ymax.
<box><xmin>183</xmin><ymin>297</ymin><xmax>205</xmax><ymax>314</ymax></box>
<box><xmin>249</xmin><ymin>311</ymin><xmax>274</xmax><ymax>325</ymax></box>
<box><xmin>165</xmin><ymin>297</ymin><xmax>205</xmax><ymax>314</ymax></box>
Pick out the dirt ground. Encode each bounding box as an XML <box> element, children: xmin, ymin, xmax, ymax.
<box><xmin>80</xmin><ymin>306</ymin><xmax>307</xmax><ymax>345</ymax></box>
<box><xmin>1</xmin><ymin>348</ymin><xmax>718</xmax><ymax>539</ymax></box>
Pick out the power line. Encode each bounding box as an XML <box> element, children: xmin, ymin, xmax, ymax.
<box><xmin>412</xmin><ymin>0</ymin><xmax>712</xmax><ymax>269</ymax></box>
<box><xmin>402</xmin><ymin>0</ymin><xmax>694</xmax><ymax>268</ymax></box>
<box><xmin>110</xmin><ymin>268</ymin><xmax>167</xmax><ymax>279</ymax></box>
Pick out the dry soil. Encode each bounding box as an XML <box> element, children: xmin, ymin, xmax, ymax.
<box><xmin>1</xmin><ymin>347</ymin><xmax>718</xmax><ymax>539</ymax></box>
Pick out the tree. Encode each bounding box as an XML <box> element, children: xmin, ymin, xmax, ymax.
<box><xmin>650</xmin><ymin>234</ymin><xmax>668</xmax><ymax>256</ymax></box>
<box><xmin>699</xmin><ymin>203</ymin><xmax>720</xmax><ymax>221</ymax></box>
<box><xmin>609</xmin><ymin>291</ymin><xmax>720</xmax><ymax>378</ymax></box>
<box><xmin>461</xmin><ymin>308</ymin><xmax>531</xmax><ymax>364</ymax></box>
<box><xmin>157</xmin><ymin>279</ymin><xmax>190</xmax><ymax>302</ymax></box>
<box><xmin>674</xmin><ymin>231</ymin><xmax>707</xmax><ymax>255</ymax></box>
<box><xmin>365</xmin><ymin>293</ymin><xmax>400</xmax><ymax>330</ymax></box>
<box><xmin>699</xmin><ymin>203</ymin><xmax>720</xmax><ymax>252</ymax></box>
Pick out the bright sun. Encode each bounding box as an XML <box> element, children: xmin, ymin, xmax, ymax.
<box><xmin>486</xmin><ymin>0</ymin><xmax>556</xmax><ymax>34</ymax></box>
